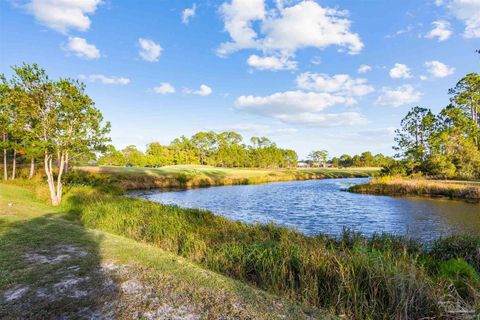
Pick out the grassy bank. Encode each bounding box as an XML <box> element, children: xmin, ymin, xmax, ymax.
<box><xmin>7</xmin><ymin>175</ymin><xmax>478</xmax><ymax>319</ymax></box>
<box><xmin>76</xmin><ymin>165</ymin><xmax>379</xmax><ymax>190</ymax></box>
<box><xmin>349</xmin><ymin>176</ymin><xmax>480</xmax><ymax>202</ymax></box>
<box><xmin>0</xmin><ymin>184</ymin><xmax>331</xmax><ymax>319</ymax></box>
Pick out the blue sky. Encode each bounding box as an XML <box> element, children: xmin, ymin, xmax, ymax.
<box><xmin>1</xmin><ymin>0</ymin><xmax>479</xmax><ymax>158</ymax></box>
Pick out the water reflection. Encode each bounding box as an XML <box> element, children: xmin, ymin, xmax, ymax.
<box><xmin>131</xmin><ymin>178</ymin><xmax>480</xmax><ymax>241</ymax></box>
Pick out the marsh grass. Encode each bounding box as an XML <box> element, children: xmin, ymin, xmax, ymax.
<box><xmin>57</xmin><ymin>183</ymin><xmax>480</xmax><ymax>319</ymax></box>
<box><xmin>350</xmin><ymin>176</ymin><xmax>480</xmax><ymax>202</ymax></box>
<box><xmin>75</xmin><ymin>165</ymin><xmax>378</xmax><ymax>190</ymax></box>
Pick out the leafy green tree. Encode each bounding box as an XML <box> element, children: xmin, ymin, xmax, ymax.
<box><xmin>394</xmin><ymin>106</ymin><xmax>437</xmax><ymax>171</ymax></box>
<box><xmin>98</xmin><ymin>145</ymin><xmax>126</xmax><ymax>166</ymax></box>
<box><xmin>11</xmin><ymin>64</ymin><xmax>110</xmax><ymax>205</ymax></box>
<box><xmin>449</xmin><ymin>73</ymin><xmax>480</xmax><ymax>145</ymax></box>
<box><xmin>122</xmin><ymin>145</ymin><xmax>145</xmax><ymax>167</ymax></box>
<box><xmin>308</xmin><ymin>150</ymin><xmax>328</xmax><ymax>167</ymax></box>
<box><xmin>339</xmin><ymin>154</ymin><xmax>353</xmax><ymax>167</ymax></box>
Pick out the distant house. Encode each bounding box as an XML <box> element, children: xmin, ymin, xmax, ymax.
<box><xmin>297</xmin><ymin>161</ymin><xmax>310</xmax><ymax>168</ymax></box>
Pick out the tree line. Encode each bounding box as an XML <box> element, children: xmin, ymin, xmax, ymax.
<box><xmin>389</xmin><ymin>72</ymin><xmax>480</xmax><ymax>179</ymax></box>
<box><xmin>99</xmin><ymin>132</ymin><xmax>299</xmax><ymax>168</ymax></box>
<box><xmin>0</xmin><ymin>63</ymin><xmax>110</xmax><ymax>205</ymax></box>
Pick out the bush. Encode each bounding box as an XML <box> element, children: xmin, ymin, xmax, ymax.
<box><xmin>431</xmin><ymin>235</ymin><xmax>480</xmax><ymax>272</ymax></box>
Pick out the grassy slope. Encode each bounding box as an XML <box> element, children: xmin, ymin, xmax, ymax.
<box><xmin>0</xmin><ymin>184</ymin><xmax>331</xmax><ymax>319</ymax></box>
<box><xmin>77</xmin><ymin>165</ymin><xmax>379</xmax><ymax>190</ymax></box>
<box><xmin>350</xmin><ymin>176</ymin><xmax>480</xmax><ymax>202</ymax></box>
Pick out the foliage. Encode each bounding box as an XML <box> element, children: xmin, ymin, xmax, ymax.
<box><xmin>1</xmin><ymin>63</ymin><xmax>110</xmax><ymax>204</ymax></box>
<box><xmin>99</xmin><ymin>132</ymin><xmax>299</xmax><ymax>169</ymax></box>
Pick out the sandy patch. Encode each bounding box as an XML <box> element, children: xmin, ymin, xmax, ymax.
<box><xmin>3</xmin><ymin>286</ymin><xmax>29</xmax><ymax>302</ymax></box>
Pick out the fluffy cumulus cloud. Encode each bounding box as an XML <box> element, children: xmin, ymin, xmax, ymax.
<box><xmin>357</xmin><ymin>64</ymin><xmax>372</xmax><ymax>74</ymax></box>
<box><xmin>218</xmin><ymin>0</ymin><xmax>363</xmax><ymax>67</ymax></box>
<box><xmin>185</xmin><ymin>84</ymin><xmax>213</xmax><ymax>96</ymax></box>
<box><xmin>389</xmin><ymin>63</ymin><xmax>412</xmax><ymax>79</ymax></box>
<box><xmin>63</xmin><ymin>37</ymin><xmax>100</xmax><ymax>59</ymax></box>
<box><xmin>79</xmin><ymin>74</ymin><xmax>130</xmax><ymax>85</ymax></box>
<box><xmin>425</xmin><ymin>60</ymin><xmax>455</xmax><ymax>78</ymax></box>
<box><xmin>182</xmin><ymin>4</ymin><xmax>196</xmax><ymax>24</ymax></box>
<box><xmin>153</xmin><ymin>83</ymin><xmax>176</xmax><ymax>94</ymax></box>
<box><xmin>295</xmin><ymin>73</ymin><xmax>374</xmax><ymax>97</ymax></box>
<box><xmin>235</xmin><ymin>90</ymin><xmax>367</xmax><ymax>127</ymax></box>
<box><xmin>425</xmin><ymin>20</ymin><xmax>453</xmax><ymax>41</ymax></box>
<box><xmin>138</xmin><ymin>38</ymin><xmax>162</xmax><ymax>62</ymax></box>
<box><xmin>236</xmin><ymin>91</ymin><xmax>355</xmax><ymax>115</ymax></box>
<box><xmin>24</xmin><ymin>0</ymin><xmax>102</xmax><ymax>34</ymax></box>
<box><xmin>375</xmin><ymin>85</ymin><xmax>422</xmax><ymax>107</ymax></box>
<box><xmin>247</xmin><ymin>54</ymin><xmax>297</xmax><ymax>71</ymax></box>
<box><xmin>437</xmin><ymin>0</ymin><xmax>480</xmax><ymax>38</ymax></box>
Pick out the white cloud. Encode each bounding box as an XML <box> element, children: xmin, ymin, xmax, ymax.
<box><xmin>311</xmin><ymin>56</ymin><xmax>322</xmax><ymax>65</ymax></box>
<box><xmin>375</xmin><ymin>85</ymin><xmax>422</xmax><ymax>107</ymax></box>
<box><xmin>389</xmin><ymin>63</ymin><xmax>412</xmax><ymax>79</ymax></box>
<box><xmin>425</xmin><ymin>60</ymin><xmax>455</xmax><ymax>78</ymax></box>
<box><xmin>63</xmin><ymin>37</ymin><xmax>100</xmax><ymax>59</ymax></box>
<box><xmin>153</xmin><ymin>83</ymin><xmax>176</xmax><ymax>95</ymax></box>
<box><xmin>247</xmin><ymin>54</ymin><xmax>297</xmax><ymax>71</ymax></box>
<box><xmin>207</xmin><ymin>123</ymin><xmax>298</xmax><ymax>135</ymax></box>
<box><xmin>275</xmin><ymin>112</ymin><xmax>368</xmax><ymax>127</ymax></box>
<box><xmin>138</xmin><ymin>38</ymin><xmax>162</xmax><ymax>62</ymax></box>
<box><xmin>235</xmin><ymin>91</ymin><xmax>364</xmax><ymax>127</ymax></box>
<box><xmin>24</xmin><ymin>0</ymin><xmax>101</xmax><ymax>34</ymax></box>
<box><xmin>185</xmin><ymin>84</ymin><xmax>212</xmax><ymax>96</ymax></box>
<box><xmin>437</xmin><ymin>0</ymin><xmax>480</xmax><ymax>38</ymax></box>
<box><xmin>295</xmin><ymin>73</ymin><xmax>374</xmax><ymax>97</ymax></box>
<box><xmin>218</xmin><ymin>0</ymin><xmax>266</xmax><ymax>56</ymax></box>
<box><xmin>218</xmin><ymin>0</ymin><xmax>363</xmax><ymax>61</ymax></box>
<box><xmin>236</xmin><ymin>91</ymin><xmax>356</xmax><ymax>116</ymax></box>
<box><xmin>79</xmin><ymin>74</ymin><xmax>130</xmax><ymax>85</ymax></box>
<box><xmin>182</xmin><ymin>4</ymin><xmax>196</xmax><ymax>24</ymax></box>
<box><xmin>357</xmin><ymin>64</ymin><xmax>372</xmax><ymax>74</ymax></box>
<box><xmin>425</xmin><ymin>20</ymin><xmax>453</xmax><ymax>41</ymax></box>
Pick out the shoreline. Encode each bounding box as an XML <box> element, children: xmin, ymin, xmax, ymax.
<box><xmin>76</xmin><ymin>165</ymin><xmax>379</xmax><ymax>191</ymax></box>
<box><xmin>349</xmin><ymin>177</ymin><xmax>480</xmax><ymax>203</ymax></box>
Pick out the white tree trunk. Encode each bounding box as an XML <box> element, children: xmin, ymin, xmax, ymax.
<box><xmin>45</xmin><ymin>152</ymin><xmax>60</xmax><ymax>206</ymax></box>
<box><xmin>3</xmin><ymin>133</ymin><xmax>7</xmax><ymax>181</ymax></box>
<box><xmin>11</xmin><ymin>149</ymin><xmax>16</xmax><ymax>180</ymax></box>
<box><xmin>29</xmin><ymin>157</ymin><xmax>35</xmax><ymax>179</ymax></box>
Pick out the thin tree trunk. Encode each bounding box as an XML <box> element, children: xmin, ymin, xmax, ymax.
<box><xmin>2</xmin><ymin>133</ymin><xmax>7</xmax><ymax>181</ymax></box>
<box><xmin>11</xmin><ymin>149</ymin><xmax>16</xmax><ymax>180</ymax></box>
<box><xmin>29</xmin><ymin>157</ymin><xmax>35</xmax><ymax>179</ymax></box>
<box><xmin>56</xmin><ymin>151</ymin><xmax>66</xmax><ymax>204</ymax></box>
<box><xmin>64</xmin><ymin>154</ymin><xmax>69</xmax><ymax>174</ymax></box>
<box><xmin>45</xmin><ymin>152</ymin><xmax>59</xmax><ymax>206</ymax></box>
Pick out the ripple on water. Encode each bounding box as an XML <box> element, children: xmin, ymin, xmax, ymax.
<box><xmin>133</xmin><ymin>178</ymin><xmax>480</xmax><ymax>241</ymax></box>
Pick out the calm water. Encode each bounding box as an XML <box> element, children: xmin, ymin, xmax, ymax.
<box><xmin>132</xmin><ymin>178</ymin><xmax>480</xmax><ymax>240</ymax></box>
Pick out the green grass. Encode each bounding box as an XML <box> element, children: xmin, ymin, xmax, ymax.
<box><xmin>3</xmin><ymin>175</ymin><xmax>480</xmax><ymax>319</ymax></box>
<box><xmin>75</xmin><ymin>165</ymin><xmax>379</xmax><ymax>190</ymax></box>
<box><xmin>54</xmin><ymin>176</ymin><xmax>480</xmax><ymax>319</ymax></box>
<box><xmin>0</xmin><ymin>184</ymin><xmax>331</xmax><ymax>319</ymax></box>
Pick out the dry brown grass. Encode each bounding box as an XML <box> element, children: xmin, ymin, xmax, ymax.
<box><xmin>350</xmin><ymin>176</ymin><xmax>480</xmax><ymax>202</ymax></box>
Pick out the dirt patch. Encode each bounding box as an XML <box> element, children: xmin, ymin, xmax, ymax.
<box><xmin>143</xmin><ymin>304</ymin><xmax>200</xmax><ymax>320</ymax></box>
<box><xmin>23</xmin><ymin>243</ymin><xmax>88</xmax><ymax>265</ymax></box>
<box><xmin>3</xmin><ymin>286</ymin><xmax>29</xmax><ymax>302</ymax></box>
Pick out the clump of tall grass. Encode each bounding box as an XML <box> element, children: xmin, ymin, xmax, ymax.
<box><xmin>61</xmin><ymin>188</ymin><xmax>480</xmax><ymax>319</ymax></box>
<box><xmin>349</xmin><ymin>176</ymin><xmax>480</xmax><ymax>202</ymax></box>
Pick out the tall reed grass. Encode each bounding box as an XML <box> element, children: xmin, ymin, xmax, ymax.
<box><xmin>350</xmin><ymin>176</ymin><xmax>480</xmax><ymax>202</ymax></box>
<box><xmin>61</xmin><ymin>186</ymin><xmax>480</xmax><ymax>319</ymax></box>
